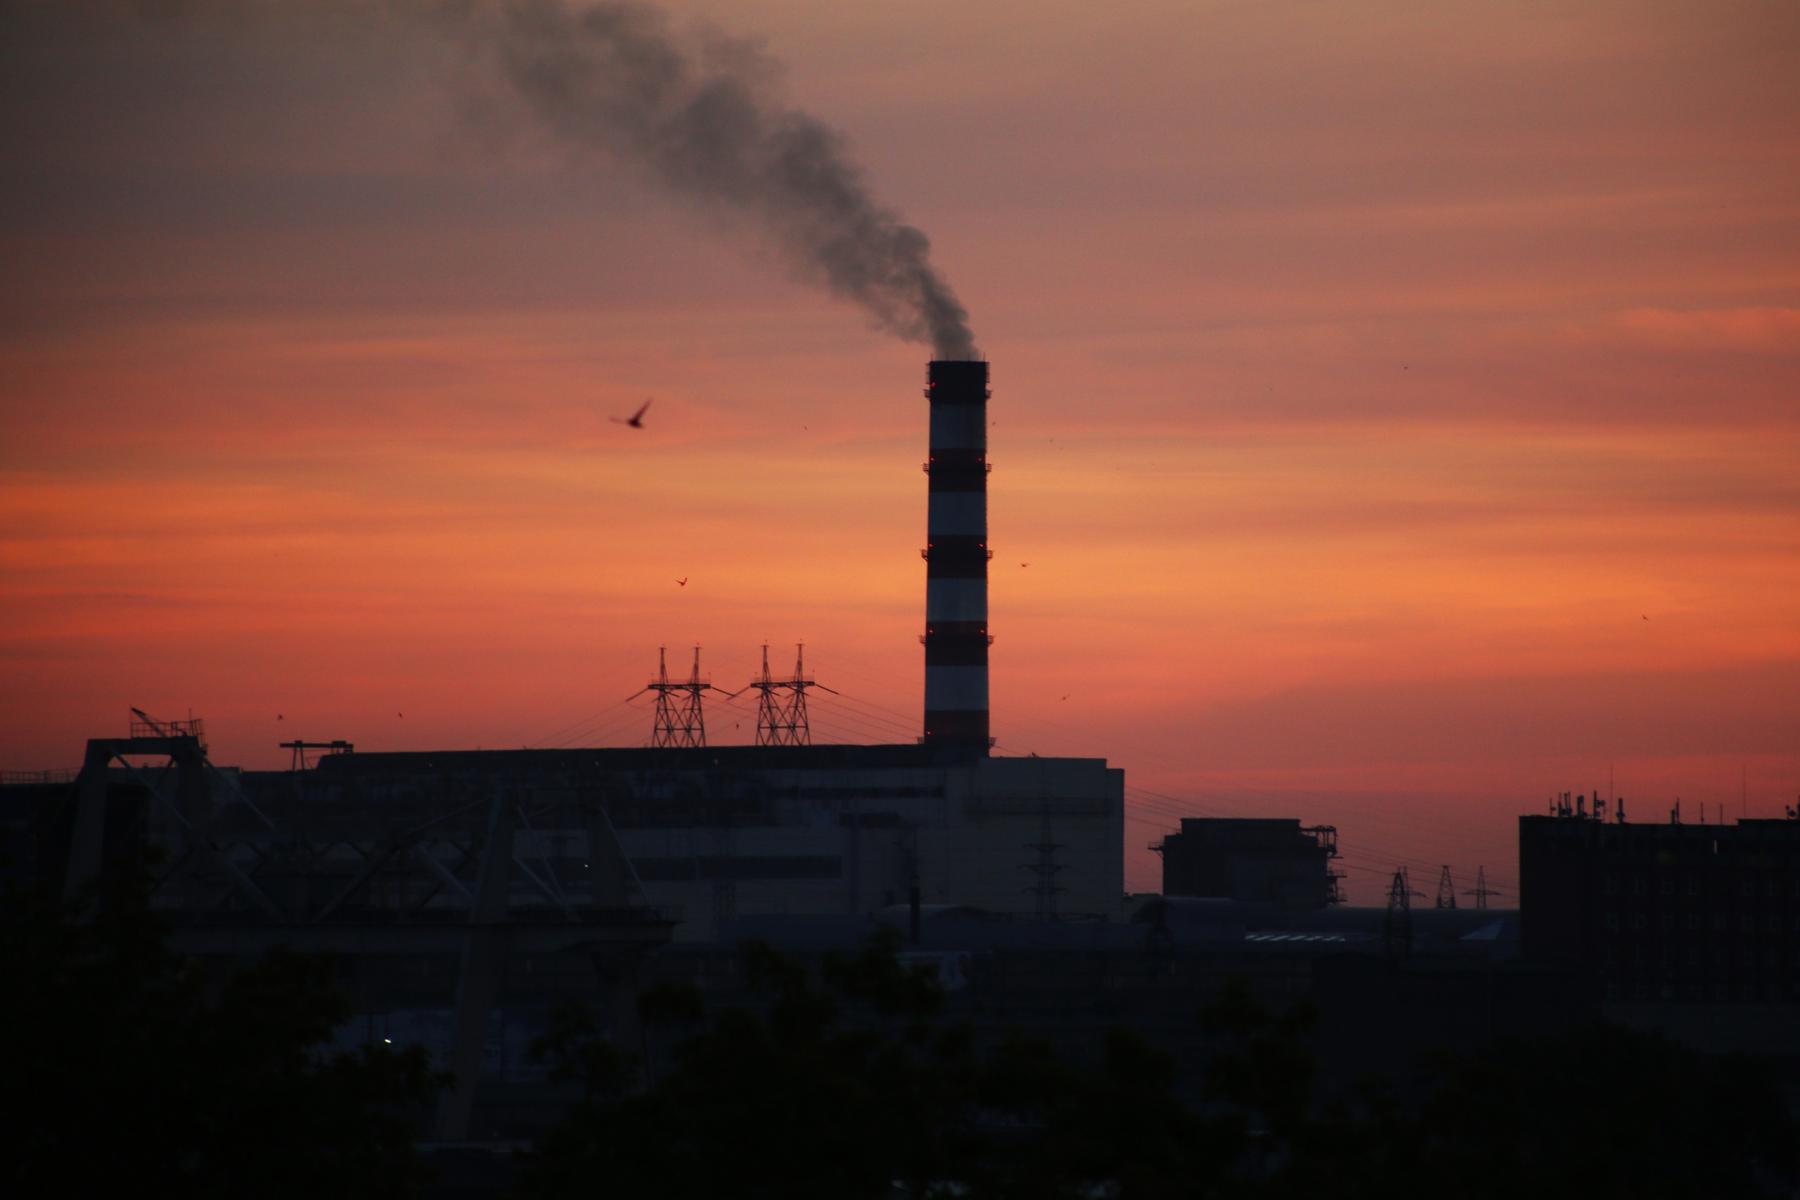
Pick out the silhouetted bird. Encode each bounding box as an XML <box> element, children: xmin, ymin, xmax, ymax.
<box><xmin>1020</xmin><ymin>562</ymin><xmax>1030</xmax><ymax>568</ymax></box>
<box><xmin>677</xmin><ymin>577</ymin><xmax>688</xmax><ymax>587</ymax></box>
<box><xmin>612</xmin><ymin>398</ymin><xmax>653</xmax><ymax>428</ymax></box>
<box><xmin>276</xmin><ymin>714</ymin><xmax>283</xmax><ymax>721</ymax></box>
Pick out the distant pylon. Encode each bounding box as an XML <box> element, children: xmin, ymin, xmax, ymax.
<box><xmin>1435</xmin><ymin>865</ymin><xmax>1457</xmax><ymax>909</ymax></box>
<box><xmin>748</xmin><ymin>643</ymin><xmax>836</xmax><ymax>747</ymax></box>
<box><xmin>751</xmin><ymin>646</ymin><xmax>783</xmax><ymax>744</ymax></box>
<box><xmin>1384</xmin><ymin>866</ymin><xmax>1418</xmax><ymax>958</ymax></box>
<box><xmin>1461</xmin><ymin>866</ymin><xmax>1503</xmax><ymax>910</ymax></box>
<box><xmin>647</xmin><ymin>645</ymin><xmax>717</xmax><ymax>748</ymax></box>
<box><xmin>1022</xmin><ymin>799</ymin><xmax>1067</xmax><ymax>921</ymax></box>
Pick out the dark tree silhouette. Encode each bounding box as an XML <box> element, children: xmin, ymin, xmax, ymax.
<box><xmin>2</xmin><ymin>866</ymin><xmax>441</xmax><ymax>1198</ymax></box>
<box><xmin>521</xmin><ymin>931</ymin><xmax>1234</xmax><ymax>1200</ymax></box>
<box><xmin>522</xmin><ymin>942</ymin><xmax>1797</xmax><ymax>1200</ymax></box>
<box><xmin>1398</xmin><ymin>1024</ymin><xmax>1795</xmax><ymax>1200</ymax></box>
<box><xmin>523</xmin><ymin>932</ymin><xmax>977</xmax><ymax>1200</ymax></box>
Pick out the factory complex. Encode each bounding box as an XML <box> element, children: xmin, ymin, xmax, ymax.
<box><xmin>6</xmin><ymin>360</ymin><xmax>1798</xmax><ymax>1145</ymax></box>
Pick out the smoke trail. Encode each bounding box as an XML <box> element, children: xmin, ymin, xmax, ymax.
<box><xmin>484</xmin><ymin>0</ymin><xmax>978</xmax><ymax>360</ymax></box>
<box><xmin>11</xmin><ymin>0</ymin><xmax>978</xmax><ymax>357</ymax></box>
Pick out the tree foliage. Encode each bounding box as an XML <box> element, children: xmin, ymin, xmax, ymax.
<box><xmin>1</xmin><ymin>867</ymin><xmax>441</xmax><ymax>1199</ymax></box>
<box><xmin>521</xmin><ymin>936</ymin><xmax>1797</xmax><ymax>1200</ymax></box>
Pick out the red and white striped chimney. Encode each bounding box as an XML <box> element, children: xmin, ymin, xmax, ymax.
<box><xmin>922</xmin><ymin>359</ymin><xmax>991</xmax><ymax>749</ymax></box>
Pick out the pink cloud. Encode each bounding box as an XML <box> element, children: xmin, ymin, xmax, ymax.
<box><xmin>1608</xmin><ymin>306</ymin><xmax>1800</xmax><ymax>352</ymax></box>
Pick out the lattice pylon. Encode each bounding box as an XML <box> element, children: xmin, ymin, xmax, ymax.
<box><xmin>752</xmin><ymin>645</ymin><xmax>785</xmax><ymax>746</ymax></box>
<box><xmin>648</xmin><ymin>645</ymin><xmax>716</xmax><ymax>748</ymax></box>
<box><xmin>749</xmin><ymin>643</ymin><xmax>833</xmax><ymax>746</ymax></box>
<box><xmin>1384</xmin><ymin>866</ymin><xmax>1414</xmax><ymax>958</ymax></box>
<box><xmin>1463</xmin><ymin>866</ymin><xmax>1501</xmax><ymax>910</ymax></box>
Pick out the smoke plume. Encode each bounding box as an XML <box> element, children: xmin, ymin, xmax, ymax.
<box><xmin>483</xmin><ymin>0</ymin><xmax>978</xmax><ymax>360</ymax></box>
<box><xmin>8</xmin><ymin>0</ymin><xmax>979</xmax><ymax>358</ymax></box>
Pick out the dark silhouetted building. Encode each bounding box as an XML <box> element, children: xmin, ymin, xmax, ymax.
<box><xmin>1520</xmin><ymin>810</ymin><xmax>1800</xmax><ymax>1003</ymax></box>
<box><xmin>1156</xmin><ymin>818</ymin><xmax>1340</xmax><ymax>911</ymax></box>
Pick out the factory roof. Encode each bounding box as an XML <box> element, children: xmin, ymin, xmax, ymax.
<box><xmin>310</xmin><ymin>742</ymin><xmax>970</xmax><ymax>776</ymax></box>
<box><xmin>302</xmin><ymin>743</ymin><xmax>1113</xmax><ymax>779</ymax></box>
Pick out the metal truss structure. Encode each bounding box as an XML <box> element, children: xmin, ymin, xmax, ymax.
<box><xmin>60</xmin><ymin>721</ymin><xmax>673</xmax><ymax>1141</ymax></box>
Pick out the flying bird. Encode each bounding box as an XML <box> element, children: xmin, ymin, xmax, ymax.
<box><xmin>677</xmin><ymin>577</ymin><xmax>688</xmax><ymax>587</ymax></box>
<box><xmin>612</xmin><ymin>398</ymin><xmax>653</xmax><ymax>429</ymax></box>
<box><xmin>1020</xmin><ymin>562</ymin><xmax>1030</xmax><ymax>568</ymax></box>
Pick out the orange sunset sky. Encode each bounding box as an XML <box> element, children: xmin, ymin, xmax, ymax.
<box><xmin>3</xmin><ymin>1</ymin><xmax>1798</xmax><ymax>900</ymax></box>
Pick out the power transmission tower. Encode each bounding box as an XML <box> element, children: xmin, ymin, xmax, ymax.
<box><xmin>1435</xmin><ymin>865</ymin><xmax>1457</xmax><ymax>909</ymax></box>
<box><xmin>1462</xmin><ymin>866</ymin><xmax>1504</xmax><ymax>910</ymax></box>
<box><xmin>748</xmin><ymin>643</ymin><xmax>836</xmax><ymax>746</ymax></box>
<box><xmin>647</xmin><ymin>646</ymin><xmax>717</xmax><ymax>748</ymax></box>
<box><xmin>1384</xmin><ymin>866</ymin><xmax>1423</xmax><ymax>957</ymax></box>
<box><xmin>1022</xmin><ymin>800</ymin><xmax>1066</xmax><ymax>921</ymax></box>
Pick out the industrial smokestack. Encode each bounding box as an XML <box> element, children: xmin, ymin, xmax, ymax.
<box><xmin>922</xmin><ymin>360</ymin><xmax>991</xmax><ymax>749</ymax></box>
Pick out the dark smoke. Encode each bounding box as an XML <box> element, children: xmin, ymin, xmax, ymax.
<box><xmin>6</xmin><ymin>0</ymin><xmax>978</xmax><ymax>358</ymax></box>
<box><xmin>484</xmin><ymin>0</ymin><xmax>977</xmax><ymax>360</ymax></box>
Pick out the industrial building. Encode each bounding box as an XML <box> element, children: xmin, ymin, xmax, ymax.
<box><xmin>267</xmin><ymin>743</ymin><xmax>1121</xmax><ymax>937</ymax></box>
<box><xmin>0</xmin><ymin>359</ymin><xmax>1128</xmax><ymax>1138</ymax></box>
<box><xmin>1520</xmin><ymin>800</ymin><xmax>1800</xmax><ymax>1003</ymax></box>
<box><xmin>1155</xmin><ymin>817</ymin><xmax>1342</xmax><ymax>911</ymax></box>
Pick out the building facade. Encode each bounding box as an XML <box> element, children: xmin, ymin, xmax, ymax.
<box><xmin>1519</xmin><ymin>812</ymin><xmax>1800</xmax><ymax>1002</ymax></box>
<box><xmin>1156</xmin><ymin>817</ymin><xmax>1340</xmax><ymax>911</ymax></box>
